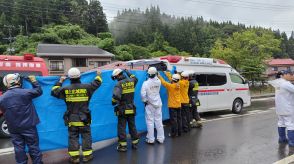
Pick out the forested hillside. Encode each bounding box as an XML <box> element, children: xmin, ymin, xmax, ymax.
<box><xmin>0</xmin><ymin>0</ymin><xmax>108</xmax><ymax>37</ymax></box>
<box><xmin>109</xmin><ymin>6</ymin><xmax>294</xmax><ymax>59</ymax></box>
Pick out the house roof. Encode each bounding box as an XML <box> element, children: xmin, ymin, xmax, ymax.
<box><xmin>267</xmin><ymin>59</ymin><xmax>294</xmax><ymax>66</ymax></box>
<box><xmin>36</xmin><ymin>44</ymin><xmax>114</xmax><ymax>57</ymax></box>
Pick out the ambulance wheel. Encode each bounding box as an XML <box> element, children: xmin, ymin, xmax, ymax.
<box><xmin>0</xmin><ymin>117</ymin><xmax>10</xmax><ymax>138</ymax></box>
<box><xmin>232</xmin><ymin>98</ymin><xmax>243</xmax><ymax>114</ymax></box>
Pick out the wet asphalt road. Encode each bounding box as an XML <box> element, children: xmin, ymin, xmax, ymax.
<box><xmin>0</xmin><ymin>97</ymin><xmax>283</xmax><ymax>164</ymax></box>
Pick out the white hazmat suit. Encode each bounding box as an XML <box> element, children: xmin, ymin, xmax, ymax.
<box><xmin>141</xmin><ymin>76</ymin><xmax>165</xmax><ymax>143</ymax></box>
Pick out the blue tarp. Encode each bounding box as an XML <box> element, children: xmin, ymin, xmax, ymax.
<box><xmin>23</xmin><ymin>70</ymin><xmax>169</xmax><ymax>151</ymax></box>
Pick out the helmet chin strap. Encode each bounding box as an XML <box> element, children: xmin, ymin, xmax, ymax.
<box><xmin>149</xmin><ymin>74</ymin><xmax>156</xmax><ymax>78</ymax></box>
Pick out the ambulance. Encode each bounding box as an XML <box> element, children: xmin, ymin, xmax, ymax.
<box><xmin>159</xmin><ymin>55</ymin><xmax>251</xmax><ymax>114</ymax></box>
<box><xmin>0</xmin><ymin>54</ymin><xmax>48</xmax><ymax>137</ymax></box>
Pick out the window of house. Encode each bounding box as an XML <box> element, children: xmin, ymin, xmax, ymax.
<box><xmin>206</xmin><ymin>73</ymin><xmax>227</xmax><ymax>86</ymax></box>
<box><xmin>89</xmin><ymin>61</ymin><xmax>109</xmax><ymax>68</ymax></box>
<box><xmin>287</xmin><ymin>67</ymin><xmax>291</xmax><ymax>71</ymax></box>
<box><xmin>72</xmin><ymin>58</ymin><xmax>87</xmax><ymax>67</ymax></box>
<box><xmin>230</xmin><ymin>73</ymin><xmax>245</xmax><ymax>84</ymax></box>
<box><xmin>49</xmin><ymin>60</ymin><xmax>64</xmax><ymax>71</ymax></box>
<box><xmin>272</xmin><ymin>67</ymin><xmax>278</xmax><ymax>71</ymax></box>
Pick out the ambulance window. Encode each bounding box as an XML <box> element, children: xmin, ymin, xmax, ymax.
<box><xmin>195</xmin><ymin>74</ymin><xmax>207</xmax><ymax>86</ymax></box>
<box><xmin>230</xmin><ymin>74</ymin><xmax>245</xmax><ymax>84</ymax></box>
<box><xmin>207</xmin><ymin>74</ymin><xmax>227</xmax><ymax>86</ymax></box>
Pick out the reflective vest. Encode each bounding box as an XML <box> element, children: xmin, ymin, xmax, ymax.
<box><xmin>188</xmin><ymin>79</ymin><xmax>200</xmax><ymax>106</ymax></box>
<box><xmin>51</xmin><ymin>76</ymin><xmax>102</xmax><ymax>126</ymax></box>
<box><xmin>112</xmin><ymin>75</ymin><xmax>138</xmax><ymax>116</ymax></box>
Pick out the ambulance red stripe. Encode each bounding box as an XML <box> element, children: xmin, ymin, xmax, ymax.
<box><xmin>199</xmin><ymin>89</ymin><xmax>225</xmax><ymax>92</ymax></box>
<box><xmin>235</xmin><ymin>88</ymin><xmax>249</xmax><ymax>91</ymax></box>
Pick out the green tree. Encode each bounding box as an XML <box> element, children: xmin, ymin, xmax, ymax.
<box><xmin>98</xmin><ymin>38</ymin><xmax>114</xmax><ymax>53</ymax></box>
<box><xmin>86</xmin><ymin>0</ymin><xmax>108</xmax><ymax>34</ymax></box>
<box><xmin>114</xmin><ymin>45</ymin><xmax>133</xmax><ymax>61</ymax></box>
<box><xmin>128</xmin><ymin>44</ymin><xmax>151</xmax><ymax>59</ymax></box>
<box><xmin>211</xmin><ymin>29</ymin><xmax>281</xmax><ymax>81</ymax></box>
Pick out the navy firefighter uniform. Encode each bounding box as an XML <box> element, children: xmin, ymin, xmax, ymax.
<box><xmin>51</xmin><ymin>68</ymin><xmax>102</xmax><ymax>163</ymax></box>
<box><xmin>111</xmin><ymin>69</ymin><xmax>139</xmax><ymax>152</ymax></box>
<box><xmin>0</xmin><ymin>74</ymin><xmax>43</xmax><ymax>164</ymax></box>
<box><xmin>188</xmin><ymin>73</ymin><xmax>202</xmax><ymax>128</ymax></box>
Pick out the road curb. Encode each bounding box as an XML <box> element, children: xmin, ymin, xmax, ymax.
<box><xmin>251</xmin><ymin>94</ymin><xmax>274</xmax><ymax>99</ymax></box>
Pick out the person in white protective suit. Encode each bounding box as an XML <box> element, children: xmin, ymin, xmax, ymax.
<box><xmin>269</xmin><ymin>70</ymin><xmax>294</xmax><ymax>146</ymax></box>
<box><xmin>141</xmin><ymin>67</ymin><xmax>165</xmax><ymax>144</ymax></box>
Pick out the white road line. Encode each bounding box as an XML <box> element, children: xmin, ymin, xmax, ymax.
<box><xmin>247</xmin><ymin>110</ymin><xmax>262</xmax><ymax>113</ymax></box>
<box><xmin>202</xmin><ymin>110</ymin><xmax>272</xmax><ymax>123</ymax></box>
<box><xmin>273</xmin><ymin>154</ymin><xmax>294</xmax><ymax>164</ymax></box>
<box><xmin>0</xmin><ymin>147</ymin><xmax>14</xmax><ymax>156</ymax></box>
<box><xmin>219</xmin><ymin>114</ymin><xmax>238</xmax><ymax>118</ymax></box>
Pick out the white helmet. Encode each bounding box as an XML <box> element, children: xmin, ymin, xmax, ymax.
<box><xmin>112</xmin><ymin>68</ymin><xmax>123</xmax><ymax>77</ymax></box>
<box><xmin>181</xmin><ymin>71</ymin><xmax>190</xmax><ymax>78</ymax></box>
<box><xmin>172</xmin><ymin>74</ymin><xmax>181</xmax><ymax>82</ymax></box>
<box><xmin>147</xmin><ymin>67</ymin><xmax>157</xmax><ymax>75</ymax></box>
<box><xmin>3</xmin><ymin>73</ymin><xmax>21</xmax><ymax>88</ymax></box>
<box><xmin>68</xmin><ymin>68</ymin><xmax>81</xmax><ymax>79</ymax></box>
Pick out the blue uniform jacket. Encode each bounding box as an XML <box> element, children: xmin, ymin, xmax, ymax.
<box><xmin>0</xmin><ymin>81</ymin><xmax>43</xmax><ymax>133</ymax></box>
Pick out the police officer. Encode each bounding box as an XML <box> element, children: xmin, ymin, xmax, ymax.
<box><xmin>141</xmin><ymin>67</ymin><xmax>165</xmax><ymax>144</ymax></box>
<box><xmin>188</xmin><ymin>72</ymin><xmax>202</xmax><ymax>128</ymax></box>
<box><xmin>0</xmin><ymin>73</ymin><xmax>43</xmax><ymax>164</ymax></box>
<box><xmin>111</xmin><ymin>68</ymin><xmax>139</xmax><ymax>152</ymax></box>
<box><xmin>51</xmin><ymin>68</ymin><xmax>102</xmax><ymax>163</ymax></box>
<box><xmin>269</xmin><ymin>70</ymin><xmax>294</xmax><ymax>146</ymax></box>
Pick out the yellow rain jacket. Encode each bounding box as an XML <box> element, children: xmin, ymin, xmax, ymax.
<box><xmin>159</xmin><ymin>75</ymin><xmax>181</xmax><ymax>108</ymax></box>
<box><xmin>165</xmin><ymin>72</ymin><xmax>190</xmax><ymax>104</ymax></box>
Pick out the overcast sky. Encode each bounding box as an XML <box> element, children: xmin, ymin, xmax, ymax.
<box><xmin>99</xmin><ymin>0</ymin><xmax>294</xmax><ymax>36</ymax></box>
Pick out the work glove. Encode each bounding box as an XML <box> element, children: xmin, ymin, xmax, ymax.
<box><xmin>28</xmin><ymin>75</ymin><xmax>37</xmax><ymax>83</ymax></box>
<box><xmin>59</xmin><ymin>76</ymin><xmax>67</xmax><ymax>83</ymax></box>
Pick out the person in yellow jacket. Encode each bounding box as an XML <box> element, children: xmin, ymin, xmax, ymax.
<box><xmin>158</xmin><ymin>72</ymin><xmax>182</xmax><ymax>137</ymax></box>
<box><xmin>164</xmin><ymin>71</ymin><xmax>191</xmax><ymax>132</ymax></box>
<box><xmin>179</xmin><ymin>71</ymin><xmax>191</xmax><ymax>132</ymax></box>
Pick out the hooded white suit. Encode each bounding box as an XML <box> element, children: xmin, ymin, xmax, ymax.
<box><xmin>141</xmin><ymin>76</ymin><xmax>165</xmax><ymax>143</ymax></box>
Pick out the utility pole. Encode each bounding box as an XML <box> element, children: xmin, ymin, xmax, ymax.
<box><xmin>3</xmin><ymin>25</ymin><xmax>15</xmax><ymax>55</ymax></box>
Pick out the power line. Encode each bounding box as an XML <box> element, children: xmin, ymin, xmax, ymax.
<box><xmin>3</xmin><ymin>25</ymin><xmax>16</xmax><ymax>55</ymax></box>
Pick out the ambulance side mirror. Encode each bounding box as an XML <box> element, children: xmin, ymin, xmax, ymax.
<box><xmin>244</xmin><ymin>80</ymin><xmax>249</xmax><ymax>84</ymax></box>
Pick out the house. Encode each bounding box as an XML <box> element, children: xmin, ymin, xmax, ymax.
<box><xmin>36</xmin><ymin>44</ymin><xmax>114</xmax><ymax>75</ymax></box>
<box><xmin>265</xmin><ymin>58</ymin><xmax>294</xmax><ymax>79</ymax></box>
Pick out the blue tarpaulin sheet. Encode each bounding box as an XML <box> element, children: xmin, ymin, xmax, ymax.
<box><xmin>23</xmin><ymin>70</ymin><xmax>169</xmax><ymax>151</ymax></box>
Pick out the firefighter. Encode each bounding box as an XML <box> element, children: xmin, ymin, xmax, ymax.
<box><xmin>0</xmin><ymin>73</ymin><xmax>43</xmax><ymax>164</ymax></box>
<box><xmin>111</xmin><ymin>68</ymin><xmax>139</xmax><ymax>152</ymax></box>
<box><xmin>179</xmin><ymin>71</ymin><xmax>191</xmax><ymax>132</ymax></box>
<box><xmin>188</xmin><ymin>72</ymin><xmax>202</xmax><ymax>128</ymax></box>
<box><xmin>51</xmin><ymin>68</ymin><xmax>102</xmax><ymax>163</ymax></box>
<box><xmin>141</xmin><ymin>67</ymin><xmax>165</xmax><ymax>144</ymax></box>
<box><xmin>158</xmin><ymin>72</ymin><xmax>182</xmax><ymax>137</ymax></box>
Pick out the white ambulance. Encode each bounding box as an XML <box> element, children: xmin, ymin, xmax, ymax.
<box><xmin>158</xmin><ymin>56</ymin><xmax>251</xmax><ymax>114</ymax></box>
